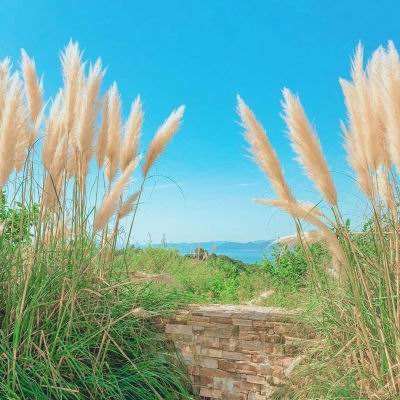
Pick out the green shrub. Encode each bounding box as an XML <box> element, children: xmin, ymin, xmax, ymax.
<box><xmin>0</xmin><ymin>190</ymin><xmax>38</xmax><ymax>247</ymax></box>
<box><xmin>262</xmin><ymin>242</ymin><xmax>327</xmax><ymax>290</ymax></box>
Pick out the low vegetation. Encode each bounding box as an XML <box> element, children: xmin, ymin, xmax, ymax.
<box><xmin>122</xmin><ymin>247</ymin><xmax>271</xmax><ymax>304</ymax></box>
<box><xmin>0</xmin><ymin>35</ymin><xmax>397</xmax><ymax>400</ymax></box>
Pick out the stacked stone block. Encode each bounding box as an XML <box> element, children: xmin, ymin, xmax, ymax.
<box><xmin>164</xmin><ymin>304</ymin><xmax>314</xmax><ymax>399</ymax></box>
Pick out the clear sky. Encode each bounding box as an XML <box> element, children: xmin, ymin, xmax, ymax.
<box><xmin>0</xmin><ymin>1</ymin><xmax>399</xmax><ymax>243</ymax></box>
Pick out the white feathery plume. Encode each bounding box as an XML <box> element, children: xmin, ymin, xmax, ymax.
<box><xmin>61</xmin><ymin>41</ymin><xmax>83</xmax><ymax>134</ymax></box>
<box><xmin>94</xmin><ymin>157</ymin><xmax>139</xmax><ymax>231</ymax></box>
<box><xmin>96</xmin><ymin>91</ymin><xmax>109</xmax><ymax>167</ymax></box>
<box><xmin>105</xmin><ymin>83</ymin><xmax>121</xmax><ymax>181</ymax></box>
<box><xmin>282</xmin><ymin>88</ymin><xmax>337</xmax><ymax>205</ymax></box>
<box><xmin>275</xmin><ymin>230</ymin><xmax>324</xmax><ymax>246</ymax></box>
<box><xmin>0</xmin><ymin>74</ymin><xmax>23</xmax><ymax>187</ymax></box>
<box><xmin>237</xmin><ymin>95</ymin><xmax>293</xmax><ymax>202</ymax></box>
<box><xmin>121</xmin><ymin>96</ymin><xmax>143</xmax><ymax>171</ymax></box>
<box><xmin>14</xmin><ymin>104</ymin><xmax>31</xmax><ymax>172</ymax></box>
<box><xmin>76</xmin><ymin>59</ymin><xmax>103</xmax><ymax>160</ymax></box>
<box><xmin>366</xmin><ymin>46</ymin><xmax>389</xmax><ymax>167</ymax></box>
<box><xmin>341</xmin><ymin>122</ymin><xmax>374</xmax><ymax>198</ymax></box>
<box><xmin>142</xmin><ymin>105</ymin><xmax>184</xmax><ymax>176</ymax></box>
<box><xmin>381</xmin><ymin>41</ymin><xmax>400</xmax><ymax>170</ymax></box>
<box><xmin>0</xmin><ymin>58</ymin><xmax>10</xmax><ymax>123</ymax></box>
<box><xmin>118</xmin><ymin>191</ymin><xmax>140</xmax><ymax>219</ymax></box>
<box><xmin>42</xmin><ymin>90</ymin><xmax>63</xmax><ymax>171</ymax></box>
<box><xmin>21</xmin><ymin>49</ymin><xmax>43</xmax><ymax>124</ymax></box>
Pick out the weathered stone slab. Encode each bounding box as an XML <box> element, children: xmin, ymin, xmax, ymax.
<box><xmin>163</xmin><ymin>304</ymin><xmax>312</xmax><ymax>399</ymax></box>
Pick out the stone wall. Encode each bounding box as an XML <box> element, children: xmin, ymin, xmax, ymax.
<box><xmin>164</xmin><ymin>304</ymin><xmax>314</xmax><ymax>399</ymax></box>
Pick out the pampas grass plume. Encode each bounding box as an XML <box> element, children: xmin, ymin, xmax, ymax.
<box><xmin>96</xmin><ymin>91</ymin><xmax>109</xmax><ymax>167</ymax></box>
<box><xmin>61</xmin><ymin>41</ymin><xmax>83</xmax><ymax>133</ymax></box>
<box><xmin>105</xmin><ymin>83</ymin><xmax>121</xmax><ymax>181</ymax></box>
<box><xmin>282</xmin><ymin>88</ymin><xmax>337</xmax><ymax>205</ymax></box>
<box><xmin>121</xmin><ymin>96</ymin><xmax>143</xmax><ymax>171</ymax></box>
<box><xmin>14</xmin><ymin>108</ymin><xmax>31</xmax><ymax>172</ymax></box>
<box><xmin>21</xmin><ymin>49</ymin><xmax>43</xmax><ymax>124</ymax></box>
<box><xmin>42</xmin><ymin>90</ymin><xmax>63</xmax><ymax>171</ymax></box>
<box><xmin>275</xmin><ymin>230</ymin><xmax>323</xmax><ymax>246</ymax></box>
<box><xmin>0</xmin><ymin>59</ymin><xmax>10</xmax><ymax>124</ymax></box>
<box><xmin>118</xmin><ymin>191</ymin><xmax>140</xmax><ymax>219</ymax></box>
<box><xmin>237</xmin><ymin>95</ymin><xmax>293</xmax><ymax>202</ymax></box>
<box><xmin>256</xmin><ymin>198</ymin><xmax>345</xmax><ymax>274</ymax></box>
<box><xmin>94</xmin><ymin>157</ymin><xmax>139</xmax><ymax>231</ymax></box>
<box><xmin>341</xmin><ymin>122</ymin><xmax>374</xmax><ymax>198</ymax></box>
<box><xmin>77</xmin><ymin>59</ymin><xmax>103</xmax><ymax>159</ymax></box>
<box><xmin>0</xmin><ymin>74</ymin><xmax>22</xmax><ymax>187</ymax></box>
<box><xmin>142</xmin><ymin>105</ymin><xmax>185</xmax><ymax>176</ymax></box>
<box><xmin>380</xmin><ymin>41</ymin><xmax>400</xmax><ymax>171</ymax></box>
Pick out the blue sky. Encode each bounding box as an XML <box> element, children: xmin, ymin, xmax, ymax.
<box><xmin>0</xmin><ymin>1</ymin><xmax>399</xmax><ymax>243</ymax></box>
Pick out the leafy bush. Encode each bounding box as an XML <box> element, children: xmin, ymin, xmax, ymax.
<box><xmin>262</xmin><ymin>242</ymin><xmax>327</xmax><ymax>290</ymax></box>
<box><xmin>262</xmin><ymin>244</ymin><xmax>308</xmax><ymax>289</ymax></box>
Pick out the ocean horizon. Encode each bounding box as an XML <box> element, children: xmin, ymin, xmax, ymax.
<box><xmin>138</xmin><ymin>240</ymin><xmax>273</xmax><ymax>264</ymax></box>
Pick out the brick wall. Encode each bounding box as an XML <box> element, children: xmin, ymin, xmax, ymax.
<box><xmin>164</xmin><ymin>304</ymin><xmax>313</xmax><ymax>399</ymax></box>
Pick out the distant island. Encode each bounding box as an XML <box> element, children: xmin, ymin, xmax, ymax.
<box><xmin>139</xmin><ymin>240</ymin><xmax>273</xmax><ymax>264</ymax></box>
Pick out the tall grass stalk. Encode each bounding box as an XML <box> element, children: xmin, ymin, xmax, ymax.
<box><xmin>239</xmin><ymin>41</ymin><xmax>400</xmax><ymax>398</ymax></box>
<box><xmin>0</xmin><ymin>42</ymin><xmax>192</xmax><ymax>399</ymax></box>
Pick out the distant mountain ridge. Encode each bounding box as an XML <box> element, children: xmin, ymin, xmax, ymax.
<box><xmin>141</xmin><ymin>240</ymin><xmax>273</xmax><ymax>264</ymax></box>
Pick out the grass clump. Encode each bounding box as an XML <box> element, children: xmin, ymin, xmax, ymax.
<box><xmin>0</xmin><ymin>42</ymin><xmax>194</xmax><ymax>399</ymax></box>
<box><xmin>238</xmin><ymin>41</ymin><xmax>400</xmax><ymax>398</ymax></box>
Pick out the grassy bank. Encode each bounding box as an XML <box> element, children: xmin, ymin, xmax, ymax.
<box><xmin>122</xmin><ymin>243</ymin><xmax>324</xmax><ymax>314</ymax></box>
<box><xmin>0</xmin><ymin>242</ymin><xmax>195</xmax><ymax>399</ymax></box>
<box><xmin>121</xmin><ymin>247</ymin><xmax>271</xmax><ymax>304</ymax></box>
<box><xmin>0</xmin><ymin>235</ymin><xmax>278</xmax><ymax>399</ymax></box>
